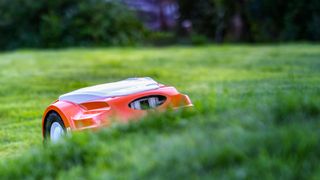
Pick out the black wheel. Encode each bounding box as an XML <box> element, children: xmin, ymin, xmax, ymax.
<box><xmin>44</xmin><ymin>111</ymin><xmax>66</xmax><ymax>142</ymax></box>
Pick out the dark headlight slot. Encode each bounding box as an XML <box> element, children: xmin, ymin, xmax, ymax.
<box><xmin>129</xmin><ymin>95</ymin><xmax>166</xmax><ymax>110</ymax></box>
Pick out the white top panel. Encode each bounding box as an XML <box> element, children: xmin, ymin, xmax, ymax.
<box><xmin>59</xmin><ymin>77</ymin><xmax>160</xmax><ymax>104</ymax></box>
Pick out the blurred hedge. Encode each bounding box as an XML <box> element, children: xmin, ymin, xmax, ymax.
<box><xmin>0</xmin><ymin>0</ymin><xmax>319</xmax><ymax>49</ymax></box>
<box><xmin>178</xmin><ymin>0</ymin><xmax>320</xmax><ymax>42</ymax></box>
<box><xmin>0</xmin><ymin>0</ymin><xmax>145</xmax><ymax>49</ymax></box>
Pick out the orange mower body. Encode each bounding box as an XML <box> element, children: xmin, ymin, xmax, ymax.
<box><xmin>42</xmin><ymin>78</ymin><xmax>193</xmax><ymax>141</ymax></box>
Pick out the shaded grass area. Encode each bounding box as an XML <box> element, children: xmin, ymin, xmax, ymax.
<box><xmin>0</xmin><ymin>44</ymin><xmax>319</xmax><ymax>178</ymax></box>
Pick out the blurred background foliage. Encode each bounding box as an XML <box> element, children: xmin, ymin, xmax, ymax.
<box><xmin>0</xmin><ymin>0</ymin><xmax>319</xmax><ymax>50</ymax></box>
<box><xmin>178</xmin><ymin>0</ymin><xmax>320</xmax><ymax>42</ymax></box>
<box><xmin>0</xmin><ymin>0</ymin><xmax>145</xmax><ymax>49</ymax></box>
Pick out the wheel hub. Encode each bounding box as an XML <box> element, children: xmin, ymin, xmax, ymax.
<box><xmin>50</xmin><ymin>122</ymin><xmax>64</xmax><ymax>142</ymax></box>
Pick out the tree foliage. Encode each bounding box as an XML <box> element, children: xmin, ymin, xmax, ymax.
<box><xmin>0</xmin><ymin>0</ymin><xmax>145</xmax><ymax>49</ymax></box>
<box><xmin>178</xmin><ymin>0</ymin><xmax>320</xmax><ymax>42</ymax></box>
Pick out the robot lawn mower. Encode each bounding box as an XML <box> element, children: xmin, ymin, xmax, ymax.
<box><xmin>42</xmin><ymin>77</ymin><xmax>193</xmax><ymax>142</ymax></box>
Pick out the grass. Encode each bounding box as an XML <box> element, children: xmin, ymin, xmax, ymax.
<box><xmin>0</xmin><ymin>44</ymin><xmax>319</xmax><ymax>179</ymax></box>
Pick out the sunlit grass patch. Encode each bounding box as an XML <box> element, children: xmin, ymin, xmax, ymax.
<box><xmin>0</xmin><ymin>44</ymin><xmax>319</xmax><ymax>178</ymax></box>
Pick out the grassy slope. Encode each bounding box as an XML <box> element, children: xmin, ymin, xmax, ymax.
<box><xmin>0</xmin><ymin>44</ymin><xmax>319</xmax><ymax>179</ymax></box>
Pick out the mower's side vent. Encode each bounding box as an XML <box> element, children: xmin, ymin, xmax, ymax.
<box><xmin>129</xmin><ymin>95</ymin><xmax>166</xmax><ymax>110</ymax></box>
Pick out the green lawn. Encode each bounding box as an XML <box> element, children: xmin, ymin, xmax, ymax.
<box><xmin>0</xmin><ymin>44</ymin><xmax>319</xmax><ymax>179</ymax></box>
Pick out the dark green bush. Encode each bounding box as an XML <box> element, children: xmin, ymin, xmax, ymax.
<box><xmin>246</xmin><ymin>0</ymin><xmax>320</xmax><ymax>42</ymax></box>
<box><xmin>190</xmin><ymin>33</ymin><xmax>209</xmax><ymax>45</ymax></box>
<box><xmin>178</xmin><ymin>0</ymin><xmax>320</xmax><ymax>42</ymax></box>
<box><xmin>146</xmin><ymin>31</ymin><xmax>176</xmax><ymax>46</ymax></box>
<box><xmin>0</xmin><ymin>0</ymin><xmax>145</xmax><ymax>49</ymax></box>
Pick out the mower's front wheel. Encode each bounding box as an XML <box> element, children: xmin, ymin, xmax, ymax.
<box><xmin>44</xmin><ymin>112</ymin><xmax>66</xmax><ymax>143</ymax></box>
